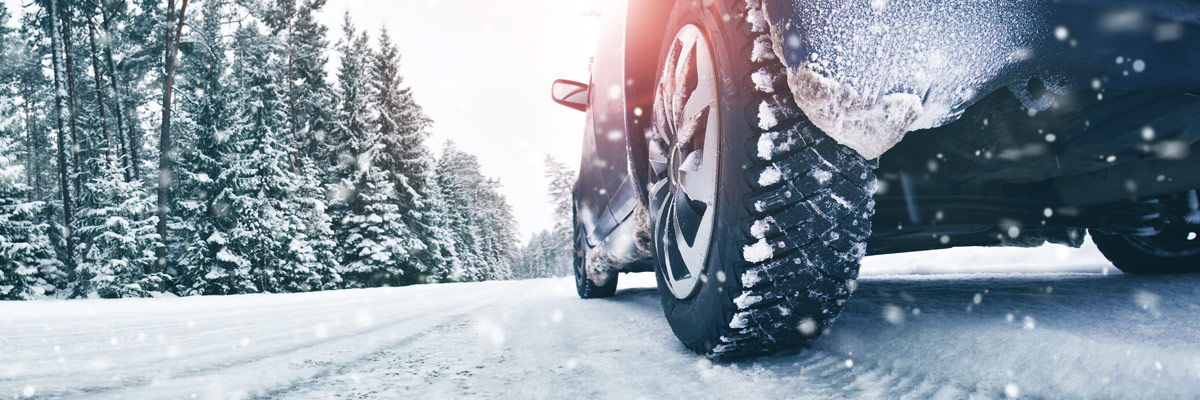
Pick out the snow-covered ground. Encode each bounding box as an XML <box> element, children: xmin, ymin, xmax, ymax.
<box><xmin>5</xmin><ymin>239</ymin><xmax>1200</xmax><ymax>399</ymax></box>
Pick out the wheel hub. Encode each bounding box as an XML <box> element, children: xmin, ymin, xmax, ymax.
<box><xmin>649</xmin><ymin>24</ymin><xmax>721</xmax><ymax>300</ymax></box>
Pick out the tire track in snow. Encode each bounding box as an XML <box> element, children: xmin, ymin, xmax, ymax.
<box><xmin>1</xmin><ymin>281</ymin><xmax>534</xmax><ymax>399</ymax></box>
<box><xmin>253</xmin><ymin>286</ymin><xmax>543</xmax><ymax>399</ymax></box>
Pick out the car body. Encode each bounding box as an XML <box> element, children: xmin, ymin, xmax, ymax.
<box><xmin>553</xmin><ymin>0</ymin><xmax>1200</xmax><ymax>355</ymax></box>
<box><xmin>563</xmin><ymin>0</ymin><xmax>1199</xmax><ymax>271</ymax></box>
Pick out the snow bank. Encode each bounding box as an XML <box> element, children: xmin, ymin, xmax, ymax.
<box><xmin>862</xmin><ymin>236</ymin><xmax>1113</xmax><ymax>276</ymax></box>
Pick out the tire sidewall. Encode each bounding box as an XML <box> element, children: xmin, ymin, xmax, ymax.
<box><xmin>653</xmin><ymin>0</ymin><xmax>757</xmax><ymax>352</ymax></box>
<box><xmin>1092</xmin><ymin>231</ymin><xmax>1200</xmax><ymax>273</ymax></box>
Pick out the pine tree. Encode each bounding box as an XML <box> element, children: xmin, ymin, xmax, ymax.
<box><xmin>221</xmin><ymin>21</ymin><xmax>323</xmax><ymax>294</ymax></box>
<box><xmin>279</xmin><ymin>161</ymin><xmax>342</xmax><ymax>291</ymax></box>
<box><xmin>0</xmin><ymin>2</ymin><xmax>12</xmax><ymax>92</ymax></box>
<box><xmin>436</xmin><ymin>144</ymin><xmax>485</xmax><ymax>281</ymax></box>
<box><xmin>331</xmin><ymin>16</ymin><xmax>417</xmax><ymax>287</ymax></box>
<box><xmin>478</xmin><ymin>183</ymin><xmax>519</xmax><ymax>280</ymax></box>
<box><xmin>418</xmin><ymin>176</ymin><xmax>458</xmax><ymax>283</ymax></box>
<box><xmin>76</xmin><ymin>162</ymin><xmax>165</xmax><ymax>298</ymax></box>
<box><xmin>543</xmin><ymin>156</ymin><xmax>576</xmax><ymax>277</ymax></box>
<box><xmin>263</xmin><ymin>0</ymin><xmax>342</xmax><ymax>291</ymax></box>
<box><xmin>97</xmin><ymin>0</ymin><xmax>161</xmax><ymax>183</ymax></box>
<box><xmin>174</xmin><ymin>0</ymin><xmax>242</xmax><ymax>295</ymax></box>
<box><xmin>436</xmin><ymin>143</ymin><xmax>520</xmax><ymax>281</ymax></box>
<box><xmin>9</xmin><ymin>13</ymin><xmax>54</xmax><ymax>202</ymax></box>
<box><xmin>280</xmin><ymin>0</ymin><xmax>336</xmax><ymax>161</ymax></box>
<box><xmin>0</xmin><ymin>131</ymin><xmax>66</xmax><ymax>300</ymax></box>
<box><xmin>41</xmin><ymin>0</ymin><xmax>80</xmax><ymax>278</ymax></box>
<box><xmin>367</xmin><ymin>28</ymin><xmax>448</xmax><ymax>282</ymax></box>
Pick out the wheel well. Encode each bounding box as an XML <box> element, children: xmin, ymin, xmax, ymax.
<box><xmin>623</xmin><ymin>0</ymin><xmax>675</xmax><ymax>207</ymax></box>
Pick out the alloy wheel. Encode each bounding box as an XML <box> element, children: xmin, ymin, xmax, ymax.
<box><xmin>649</xmin><ymin>24</ymin><xmax>721</xmax><ymax>300</ymax></box>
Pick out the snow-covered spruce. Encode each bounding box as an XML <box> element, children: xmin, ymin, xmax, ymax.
<box><xmin>0</xmin><ymin>0</ymin><xmax>532</xmax><ymax>301</ymax></box>
<box><xmin>707</xmin><ymin>0</ymin><xmax>877</xmax><ymax>357</ymax></box>
<box><xmin>0</xmin><ymin>135</ymin><xmax>65</xmax><ymax>300</ymax></box>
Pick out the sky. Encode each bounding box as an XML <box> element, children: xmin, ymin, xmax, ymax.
<box><xmin>2</xmin><ymin>0</ymin><xmax>605</xmax><ymax>241</ymax></box>
<box><xmin>315</xmin><ymin>0</ymin><xmax>603</xmax><ymax>240</ymax></box>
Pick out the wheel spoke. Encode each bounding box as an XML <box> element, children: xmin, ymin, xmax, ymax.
<box><xmin>673</xmin><ymin>39</ymin><xmax>699</xmax><ymax>124</ymax></box>
<box><xmin>674</xmin><ymin>105</ymin><xmax>709</xmax><ymax>151</ymax></box>
<box><xmin>679</xmin><ymin>82</ymin><xmax>714</xmax><ymax>140</ymax></box>
<box><xmin>653</xmin><ymin>86</ymin><xmax>672</xmax><ymax>143</ymax></box>
<box><xmin>660</xmin><ymin>41</ymin><xmax>684</xmax><ymax>132</ymax></box>
<box><xmin>649</xmin><ymin>178</ymin><xmax>671</xmax><ymax>216</ymax></box>
<box><xmin>673</xmin><ymin>187</ymin><xmax>712</xmax><ymax>280</ymax></box>
<box><xmin>673</xmin><ymin>185</ymin><xmax>705</xmax><ymax>246</ymax></box>
<box><xmin>648</xmin><ymin>138</ymin><xmax>669</xmax><ymax>176</ymax></box>
<box><xmin>677</xmin><ymin>156</ymin><xmax>715</xmax><ymax>205</ymax></box>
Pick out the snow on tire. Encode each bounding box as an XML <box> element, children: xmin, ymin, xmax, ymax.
<box><xmin>650</xmin><ymin>0</ymin><xmax>876</xmax><ymax>357</ymax></box>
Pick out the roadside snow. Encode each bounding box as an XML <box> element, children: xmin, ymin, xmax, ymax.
<box><xmin>7</xmin><ymin>239</ymin><xmax>1200</xmax><ymax>399</ymax></box>
<box><xmin>861</xmin><ymin>237</ymin><xmax>1113</xmax><ymax>276</ymax></box>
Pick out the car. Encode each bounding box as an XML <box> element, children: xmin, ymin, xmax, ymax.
<box><xmin>550</xmin><ymin>0</ymin><xmax>1200</xmax><ymax>357</ymax></box>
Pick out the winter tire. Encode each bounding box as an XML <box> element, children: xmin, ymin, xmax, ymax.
<box><xmin>574</xmin><ymin>204</ymin><xmax>618</xmax><ymax>298</ymax></box>
<box><xmin>1091</xmin><ymin>194</ymin><xmax>1200</xmax><ymax>274</ymax></box>
<box><xmin>647</xmin><ymin>0</ymin><xmax>877</xmax><ymax>357</ymax></box>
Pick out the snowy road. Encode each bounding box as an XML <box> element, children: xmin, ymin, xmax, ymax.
<box><xmin>4</xmin><ymin>241</ymin><xmax>1200</xmax><ymax>399</ymax></box>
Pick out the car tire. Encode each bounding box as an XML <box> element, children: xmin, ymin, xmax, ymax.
<box><xmin>647</xmin><ymin>0</ymin><xmax>876</xmax><ymax>357</ymax></box>
<box><xmin>574</xmin><ymin>204</ymin><xmax>618</xmax><ymax>298</ymax></box>
<box><xmin>1091</xmin><ymin>228</ymin><xmax>1200</xmax><ymax>274</ymax></box>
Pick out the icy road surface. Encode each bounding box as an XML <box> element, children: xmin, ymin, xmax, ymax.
<box><xmin>5</xmin><ymin>240</ymin><xmax>1200</xmax><ymax>399</ymax></box>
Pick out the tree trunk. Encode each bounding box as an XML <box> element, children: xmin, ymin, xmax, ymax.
<box><xmin>156</xmin><ymin>0</ymin><xmax>189</xmax><ymax>272</ymax></box>
<box><xmin>288</xmin><ymin>48</ymin><xmax>301</xmax><ymax>170</ymax></box>
<box><xmin>59</xmin><ymin>0</ymin><xmax>84</xmax><ymax>196</ymax></box>
<box><xmin>99</xmin><ymin>2</ymin><xmax>138</xmax><ymax>182</ymax></box>
<box><xmin>23</xmin><ymin>103</ymin><xmax>34</xmax><ymax>198</ymax></box>
<box><xmin>20</xmin><ymin>87</ymin><xmax>41</xmax><ymax>200</ymax></box>
<box><xmin>47</xmin><ymin>0</ymin><xmax>77</xmax><ymax>276</ymax></box>
<box><xmin>86</xmin><ymin>14</ymin><xmax>114</xmax><ymax>167</ymax></box>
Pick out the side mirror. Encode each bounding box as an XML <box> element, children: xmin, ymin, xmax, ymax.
<box><xmin>551</xmin><ymin>79</ymin><xmax>589</xmax><ymax>112</ymax></box>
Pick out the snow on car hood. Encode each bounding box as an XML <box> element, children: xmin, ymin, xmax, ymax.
<box><xmin>759</xmin><ymin>0</ymin><xmax>1058</xmax><ymax>159</ymax></box>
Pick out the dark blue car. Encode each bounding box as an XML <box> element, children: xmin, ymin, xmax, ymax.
<box><xmin>551</xmin><ymin>0</ymin><xmax>1200</xmax><ymax>357</ymax></box>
